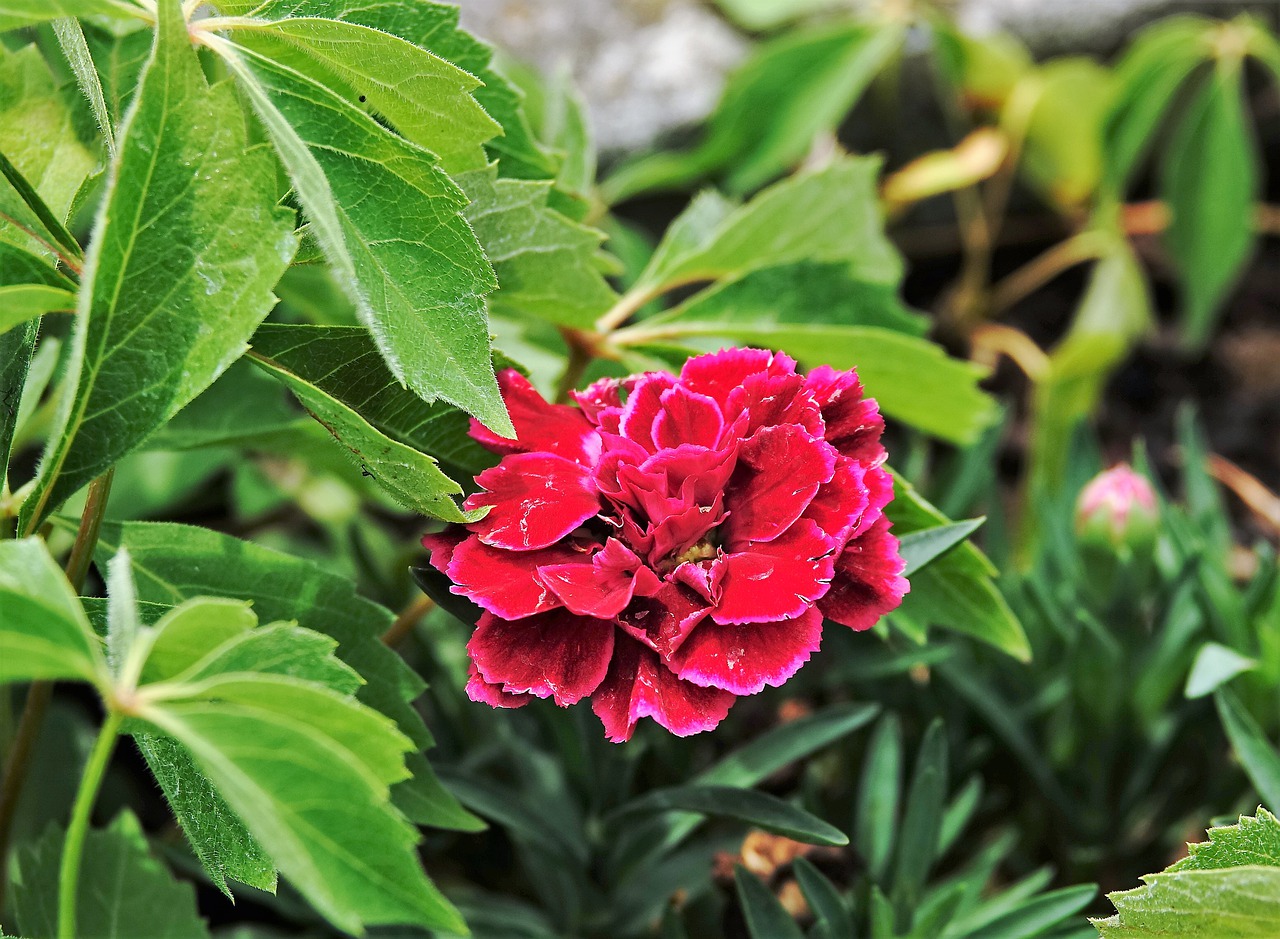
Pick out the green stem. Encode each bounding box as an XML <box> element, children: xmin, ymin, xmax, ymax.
<box><xmin>58</xmin><ymin>710</ymin><xmax>124</xmax><ymax>939</ymax></box>
<box><xmin>64</xmin><ymin>467</ymin><xmax>115</xmax><ymax>594</ymax></box>
<box><xmin>554</xmin><ymin>328</ymin><xmax>594</xmax><ymax>404</ymax></box>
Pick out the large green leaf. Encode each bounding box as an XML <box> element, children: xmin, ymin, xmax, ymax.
<box><xmin>249</xmin><ymin>323</ymin><xmax>494</xmax><ymax>477</ymax></box>
<box><xmin>459</xmin><ymin>164</ymin><xmax>618</xmax><ymax>328</ymax></box>
<box><xmin>212</xmin><ymin>36</ymin><xmax>510</xmax><ymax>433</ymax></box>
<box><xmin>12</xmin><ymin>811</ymin><xmax>210</xmax><ymax>939</ymax></box>
<box><xmin>0</xmin><ymin>43</ymin><xmax>94</xmax><ymax>257</ymax></box>
<box><xmin>889</xmin><ymin>472</ymin><xmax>1030</xmax><ymax>661</ymax></box>
<box><xmin>247</xmin><ymin>345</ymin><xmax>480</xmax><ymax>523</ymax></box>
<box><xmin>0</xmin><ymin>536</ymin><xmax>104</xmax><ymax>686</ymax></box>
<box><xmin>225</xmin><ymin>0</ymin><xmax>557</xmax><ymax>178</ymax></box>
<box><xmin>606</xmin><ymin>21</ymin><xmax>904</xmax><ymax>199</ymax></box>
<box><xmin>1160</xmin><ymin>62</ymin><xmax>1257</xmax><ymax>348</ymax></box>
<box><xmin>92</xmin><ymin>521</ymin><xmax>480</xmax><ymax>829</ymax></box>
<box><xmin>18</xmin><ymin>1</ymin><xmax>297</xmax><ymax>532</ymax></box>
<box><xmin>223</xmin><ymin>15</ymin><xmax>498</xmax><ymax>172</ymax></box>
<box><xmin>0</xmin><ymin>0</ymin><xmax>140</xmax><ymax>30</ymax></box>
<box><xmin>633</xmin><ymin>158</ymin><xmax>901</xmax><ymax>297</ymax></box>
<box><xmin>142</xmin><ymin>698</ymin><xmax>463</xmax><ymax>934</ymax></box>
<box><xmin>1094</xmin><ymin>810</ymin><xmax>1280</xmax><ymax>937</ymax></box>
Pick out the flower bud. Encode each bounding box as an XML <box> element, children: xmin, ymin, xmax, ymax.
<box><xmin>1075</xmin><ymin>464</ymin><xmax>1159</xmax><ymax>551</ymax></box>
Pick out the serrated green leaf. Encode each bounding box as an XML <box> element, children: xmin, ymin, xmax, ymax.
<box><xmin>12</xmin><ymin>811</ymin><xmax>211</xmax><ymax>939</ymax></box>
<box><xmin>606</xmin><ymin>21</ymin><xmax>903</xmax><ymax>199</ymax></box>
<box><xmin>734</xmin><ymin>865</ymin><xmax>805</xmax><ymax>939</ymax></box>
<box><xmin>0</xmin><ymin>43</ymin><xmax>94</xmax><ymax>257</ymax></box>
<box><xmin>247</xmin><ymin>346</ymin><xmax>478</xmax><ymax>523</ymax></box>
<box><xmin>635</xmin><ymin>158</ymin><xmax>901</xmax><ymax>295</ymax></box>
<box><xmin>1173</xmin><ymin>808</ymin><xmax>1280</xmax><ymax>872</ymax></box>
<box><xmin>458</xmin><ymin>164</ymin><xmax>618</xmax><ymax>328</ymax></box>
<box><xmin>614</xmin><ymin>785</ymin><xmax>848</xmax><ymax>847</ymax></box>
<box><xmin>181</xmin><ymin>622</ymin><xmax>363</xmax><ymax>693</ymax></box>
<box><xmin>1185</xmin><ymin>642</ymin><xmax>1257</xmax><ymax>699</ymax></box>
<box><xmin>224</xmin><ymin>15</ymin><xmax>498</xmax><ymax>172</ymax></box>
<box><xmin>1161</xmin><ymin>62</ymin><xmax>1257</xmax><ymax>348</ymax></box>
<box><xmin>142</xmin><ymin>699</ymin><xmax>465</xmax><ymax>934</ymax></box>
<box><xmin>0</xmin><ymin>536</ymin><xmax>104</xmax><ymax>686</ymax></box>
<box><xmin>250</xmin><ymin>324</ymin><xmax>495</xmax><ymax>478</ymax></box>
<box><xmin>18</xmin><ymin>2</ymin><xmax>297</xmax><ymax>533</ymax></box>
<box><xmin>138</xmin><ymin>597</ymin><xmax>258</xmax><ymax>685</ymax></box>
<box><xmin>900</xmin><ymin>518</ymin><xmax>986</xmax><ymax>577</ymax></box>
<box><xmin>890</xmin><ymin>472</ymin><xmax>1030</xmax><ymax>661</ymax></box>
<box><xmin>211</xmin><ymin>35</ymin><xmax>511</xmax><ymax>433</ymax></box>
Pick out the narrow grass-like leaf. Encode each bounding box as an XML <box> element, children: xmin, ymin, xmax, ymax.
<box><xmin>19</xmin><ymin>0</ymin><xmax>297</xmax><ymax>532</ymax></box>
<box><xmin>899</xmin><ymin>518</ymin><xmax>985</xmax><ymax>577</ymax></box>
<box><xmin>793</xmin><ymin>856</ymin><xmax>853</xmax><ymax>937</ymax></box>
<box><xmin>1217</xmin><ymin>690</ymin><xmax>1280</xmax><ymax>811</ymax></box>
<box><xmin>734</xmin><ymin>865</ymin><xmax>805</xmax><ymax>939</ymax></box>
<box><xmin>614</xmin><ymin>785</ymin><xmax>847</xmax><ymax>847</ymax></box>
<box><xmin>856</xmin><ymin>713</ymin><xmax>903</xmax><ymax>882</ymax></box>
<box><xmin>212</xmin><ymin>36</ymin><xmax>511</xmax><ymax>433</ymax></box>
<box><xmin>1185</xmin><ymin>642</ymin><xmax>1257</xmax><ymax>699</ymax></box>
<box><xmin>891</xmin><ymin>720</ymin><xmax>948</xmax><ymax>930</ymax></box>
<box><xmin>53</xmin><ymin>16</ymin><xmax>117</xmax><ymax>157</ymax></box>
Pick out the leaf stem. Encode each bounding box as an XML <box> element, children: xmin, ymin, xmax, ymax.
<box><xmin>986</xmin><ymin>232</ymin><xmax>1108</xmax><ymax>318</ymax></box>
<box><xmin>63</xmin><ymin>468</ymin><xmax>116</xmax><ymax>594</ymax></box>
<box><xmin>382</xmin><ymin>594</ymin><xmax>435</xmax><ymax>648</ymax></box>
<box><xmin>554</xmin><ymin>328</ymin><xmax>594</xmax><ymax>403</ymax></box>
<box><xmin>594</xmin><ymin>285</ymin><xmax>659</xmax><ymax>334</ymax></box>
<box><xmin>58</xmin><ymin>709</ymin><xmax>124</xmax><ymax>939</ymax></box>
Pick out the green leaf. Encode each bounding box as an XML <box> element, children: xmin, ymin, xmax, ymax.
<box><xmin>856</xmin><ymin>714</ymin><xmax>903</xmax><ymax>882</ymax></box>
<box><xmin>1185</xmin><ymin>642</ymin><xmax>1257</xmax><ymax>699</ymax></box>
<box><xmin>83</xmin><ymin>21</ymin><xmax>152</xmax><ymax>131</ymax></box>
<box><xmin>714</xmin><ymin>0</ymin><xmax>848</xmax><ymax>31</ymax></box>
<box><xmin>0</xmin><ymin>318</ymin><xmax>37</xmax><ymax>484</ymax></box>
<box><xmin>0</xmin><ymin>0</ymin><xmax>141</xmax><ymax>31</ymax></box>
<box><xmin>1019</xmin><ymin>58</ymin><xmax>1113</xmax><ymax>208</ymax></box>
<box><xmin>249</xmin><ymin>324</ymin><xmax>495</xmax><ymax>478</ymax></box>
<box><xmin>0</xmin><ymin>43</ymin><xmax>94</xmax><ymax>257</ymax></box>
<box><xmin>142</xmin><ymin>698</ymin><xmax>464</xmax><ymax>935</ymax></box>
<box><xmin>92</xmin><ymin>521</ymin><xmax>473</xmax><ymax>826</ymax></box>
<box><xmin>211</xmin><ymin>35</ymin><xmax>511</xmax><ymax>434</ymax></box>
<box><xmin>635</xmin><ymin>158</ymin><xmax>901</xmax><ymax>295</ymax></box>
<box><xmin>606</xmin><ymin>22</ymin><xmax>903</xmax><ymax>199</ymax></box>
<box><xmin>1094</xmin><ymin>810</ymin><xmax>1280</xmax><ymax>937</ymax></box>
<box><xmin>900</xmin><ymin>518</ymin><xmax>986</xmax><ymax>577</ymax></box>
<box><xmin>247</xmin><ymin>346</ymin><xmax>479</xmax><ymax>523</ymax></box>
<box><xmin>1161</xmin><ymin>62</ymin><xmax>1258</xmax><ymax>348</ymax></box>
<box><xmin>889</xmin><ymin>472</ymin><xmax>1030</xmax><ymax>660</ymax></box>
<box><xmin>180</xmin><ymin>621</ymin><xmax>363</xmax><ymax>692</ymax></box>
<box><xmin>734</xmin><ymin>865</ymin><xmax>805</xmax><ymax>939</ymax></box>
<box><xmin>964</xmin><ymin>884</ymin><xmax>1095</xmax><ymax>939</ymax></box>
<box><xmin>891</xmin><ymin>720</ymin><xmax>948</xmax><ymax>930</ymax></box>
<box><xmin>18</xmin><ymin>3</ymin><xmax>297</xmax><ymax>533</ymax></box>
<box><xmin>792</xmin><ymin>856</ymin><xmax>853</xmax><ymax>937</ymax></box>
<box><xmin>1103</xmin><ymin>16</ymin><xmax>1210</xmax><ymax>193</ymax></box>
<box><xmin>12</xmin><ymin>811</ymin><xmax>211</xmax><ymax>939</ymax></box>
<box><xmin>53</xmin><ymin>16</ymin><xmax>118</xmax><ymax>159</ymax></box>
<box><xmin>458</xmin><ymin>164</ymin><xmax>618</xmax><ymax>328</ymax></box>
<box><xmin>615</xmin><ymin>785</ymin><xmax>848</xmax><ymax>847</ymax></box>
<box><xmin>631</xmin><ymin>323</ymin><xmax>995</xmax><ymax>445</ymax></box>
<box><xmin>224</xmin><ymin>15</ymin><xmax>498</xmax><ymax>172</ymax></box>
<box><xmin>1217</xmin><ymin>690</ymin><xmax>1280</xmax><ymax>811</ymax></box>
<box><xmin>0</xmin><ymin>536</ymin><xmax>104</xmax><ymax>686</ymax></box>
<box><xmin>139</xmin><ymin>597</ymin><xmax>258</xmax><ymax>685</ymax></box>
<box><xmin>105</xmin><ymin>546</ymin><xmax>140</xmax><ymax>678</ymax></box>
<box><xmin>0</xmin><ymin>283</ymin><xmax>75</xmax><ymax>334</ymax></box>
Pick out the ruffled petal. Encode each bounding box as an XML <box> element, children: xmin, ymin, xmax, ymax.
<box><xmin>670</xmin><ymin>606</ymin><xmax>823</xmax><ymax>695</ymax></box>
<box><xmin>469</xmin><ymin>369</ymin><xmax>601</xmax><ymax>465</ymax></box>
<box><xmin>466</xmin><ymin>662</ymin><xmax>533</xmax><ymax>709</ymax></box>
<box><xmin>465</xmin><ymin>453</ymin><xmax>600</xmax><ymax>551</ymax></box>
<box><xmin>723</xmin><ymin>424</ymin><xmax>837</xmax><ymax>546</ymax></box>
<box><xmin>446</xmin><ymin>536</ymin><xmax>584</xmax><ymax>619</ymax></box>
<box><xmin>850</xmin><ymin>465</ymin><xmax>894</xmax><ymax>539</ymax></box>
<box><xmin>539</xmin><ymin>539</ymin><xmax>661</xmax><ymax>619</ymax></box>
<box><xmin>803</xmin><ymin>365</ymin><xmax>885</xmax><ymax>465</ymax></box>
<box><xmin>653</xmin><ymin>385</ymin><xmax>725</xmax><ymax>450</ymax></box>
<box><xmin>679</xmin><ymin>347</ymin><xmax>790</xmax><ymax>409</ymax></box>
<box><xmin>713</xmin><ymin>519</ymin><xmax>838</xmax><ymax>625</ymax></box>
<box><xmin>420</xmin><ymin>529</ymin><xmax>466</xmax><ymax>574</ymax></box>
<box><xmin>591</xmin><ymin>637</ymin><xmax>736</xmax><ymax>742</ymax></box>
<box><xmin>804</xmin><ymin>457</ymin><xmax>870</xmax><ymax>546</ymax></box>
<box><xmin>819</xmin><ymin>515</ymin><xmax>908</xmax><ymax>631</ymax></box>
<box><xmin>616</xmin><ymin>581</ymin><xmax>709</xmax><ymax>656</ymax></box>
<box><xmin>469</xmin><ymin>610</ymin><xmax>614</xmax><ymax>705</ymax></box>
<box><xmin>619</xmin><ymin>372</ymin><xmax>676</xmax><ymax>451</ymax></box>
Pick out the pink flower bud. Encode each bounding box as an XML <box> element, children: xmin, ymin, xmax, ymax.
<box><xmin>1076</xmin><ymin>464</ymin><xmax>1159</xmax><ymax>549</ymax></box>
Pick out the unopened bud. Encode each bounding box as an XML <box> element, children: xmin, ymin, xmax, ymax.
<box><xmin>1076</xmin><ymin>464</ymin><xmax>1159</xmax><ymax>550</ymax></box>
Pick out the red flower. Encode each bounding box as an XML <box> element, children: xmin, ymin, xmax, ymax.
<box><xmin>421</xmin><ymin>349</ymin><xmax>907</xmax><ymax>742</ymax></box>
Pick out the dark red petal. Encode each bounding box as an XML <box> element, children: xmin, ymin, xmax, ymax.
<box><xmin>679</xmin><ymin>348</ymin><xmax>790</xmax><ymax>409</ymax></box>
<box><xmin>539</xmin><ymin>539</ymin><xmax>658</xmax><ymax>619</ymax></box>
<box><xmin>466</xmin><ymin>663</ymin><xmax>533</xmax><ymax>709</ymax></box>
<box><xmin>724</xmin><ymin>425</ymin><xmax>837</xmax><ymax>546</ymax></box>
<box><xmin>469</xmin><ymin>369</ymin><xmax>602</xmax><ymax>465</ymax></box>
<box><xmin>804</xmin><ymin>457</ymin><xmax>870</xmax><ymax>545</ymax></box>
<box><xmin>591</xmin><ymin>637</ymin><xmax>735</xmax><ymax>743</ymax></box>
<box><xmin>468</xmin><ymin>610</ymin><xmax>614</xmax><ymax>705</ymax></box>
<box><xmin>616</xmin><ymin>581</ymin><xmax>709</xmax><ymax>656</ymax></box>
<box><xmin>653</xmin><ymin>385</ymin><xmax>724</xmax><ymax>450</ymax></box>
<box><xmin>619</xmin><ymin>372</ymin><xmax>676</xmax><ymax>451</ymax></box>
<box><xmin>670</xmin><ymin>606</ymin><xmax>823</xmax><ymax>695</ymax></box>
<box><xmin>850</xmin><ymin>465</ymin><xmax>894</xmax><ymax>540</ymax></box>
<box><xmin>819</xmin><ymin>515</ymin><xmax>908</xmax><ymax>631</ymax></box>
<box><xmin>641</xmin><ymin>443</ymin><xmax>738</xmax><ymax>508</ymax></box>
<box><xmin>803</xmin><ymin>365</ymin><xmax>886</xmax><ymax>465</ymax></box>
<box><xmin>724</xmin><ymin>371</ymin><xmax>823</xmax><ymax>439</ymax></box>
<box><xmin>420</xmin><ymin>529</ymin><xmax>466</xmax><ymax>574</ymax></box>
<box><xmin>713</xmin><ymin>519</ymin><xmax>838</xmax><ymax>625</ymax></box>
<box><xmin>572</xmin><ymin>375</ymin><xmax>626</xmax><ymax>426</ymax></box>
<box><xmin>446</xmin><ymin>536</ymin><xmax>583</xmax><ymax>619</ymax></box>
<box><xmin>465</xmin><ymin>453</ymin><xmax>600</xmax><ymax>551</ymax></box>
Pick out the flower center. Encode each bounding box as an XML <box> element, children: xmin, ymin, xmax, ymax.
<box><xmin>673</xmin><ymin>538</ymin><xmax>717</xmax><ymax>566</ymax></box>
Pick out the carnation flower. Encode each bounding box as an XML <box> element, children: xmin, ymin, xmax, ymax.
<box><xmin>421</xmin><ymin>348</ymin><xmax>908</xmax><ymax>742</ymax></box>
